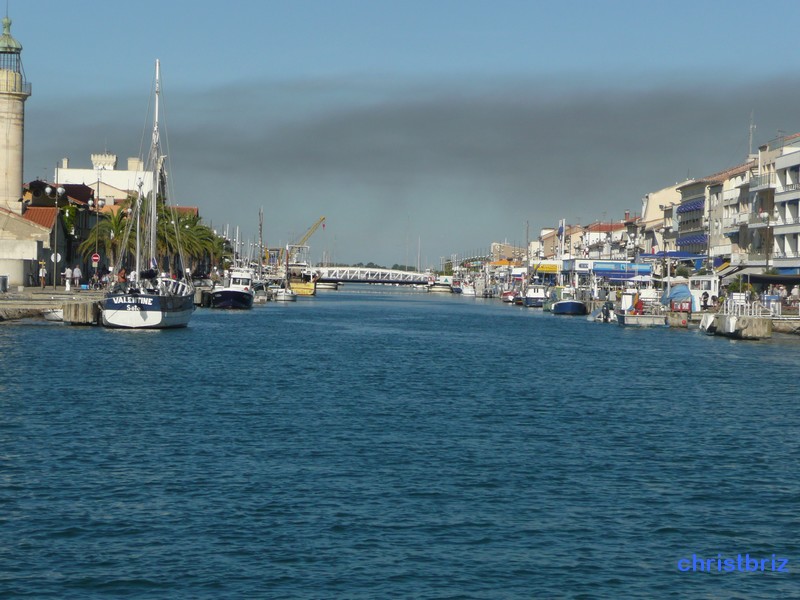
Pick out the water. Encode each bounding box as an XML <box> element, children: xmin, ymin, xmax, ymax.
<box><xmin>2</xmin><ymin>286</ymin><xmax>798</xmax><ymax>599</ymax></box>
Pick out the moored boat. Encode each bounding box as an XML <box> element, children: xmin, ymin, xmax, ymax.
<box><xmin>101</xmin><ymin>60</ymin><xmax>195</xmax><ymax>329</ymax></box>
<box><xmin>285</xmin><ymin>244</ymin><xmax>318</xmax><ymax>296</ymax></box>
<box><xmin>551</xmin><ymin>287</ymin><xmax>588</xmax><ymax>315</ymax></box>
<box><xmin>614</xmin><ymin>309</ymin><xmax>668</xmax><ymax>327</ymax></box>
<box><xmin>43</xmin><ymin>308</ymin><xmax>63</xmax><ymax>322</ymax></box>
<box><xmin>524</xmin><ymin>283</ymin><xmax>547</xmax><ymax>308</ymax></box>
<box><xmin>427</xmin><ymin>275</ymin><xmax>453</xmax><ymax>293</ymax></box>
<box><xmin>501</xmin><ymin>289</ymin><xmax>517</xmax><ymax>303</ymax></box>
<box><xmin>274</xmin><ymin>287</ymin><xmax>297</xmax><ymax>302</ymax></box>
<box><xmin>209</xmin><ymin>267</ymin><xmax>255</xmax><ymax>309</ymax></box>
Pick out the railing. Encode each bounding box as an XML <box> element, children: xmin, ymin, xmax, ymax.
<box><xmin>720</xmin><ymin>298</ymin><xmax>768</xmax><ymax>317</ymax></box>
<box><xmin>748</xmin><ymin>212</ymin><xmax>776</xmax><ymax>226</ymax></box>
<box><xmin>750</xmin><ymin>173</ymin><xmax>777</xmax><ymax>189</ymax></box>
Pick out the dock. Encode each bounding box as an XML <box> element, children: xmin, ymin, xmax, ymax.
<box><xmin>0</xmin><ymin>287</ymin><xmax>103</xmax><ymax>324</ymax></box>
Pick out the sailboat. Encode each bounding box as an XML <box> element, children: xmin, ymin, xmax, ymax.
<box><xmin>101</xmin><ymin>60</ymin><xmax>195</xmax><ymax>329</ymax></box>
<box><xmin>274</xmin><ymin>244</ymin><xmax>297</xmax><ymax>301</ymax></box>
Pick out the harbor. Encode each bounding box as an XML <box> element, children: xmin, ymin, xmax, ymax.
<box><xmin>3</xmin><ymin>271</ymin><xmax>800</xmax><ymax>344</ymax></box>
<box><xmin>5</xmin><ymin>4</ymin><xmax>800</xmax><ymax>599</ymax></box>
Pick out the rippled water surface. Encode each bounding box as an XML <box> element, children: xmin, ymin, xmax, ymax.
<box><xmin>2</xmin><ymin>286</ymin><xmax>799</xmax><ymax>598</ymax></box>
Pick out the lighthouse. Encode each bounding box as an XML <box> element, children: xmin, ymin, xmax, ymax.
<box><xmin>0</xmin><ymin>15</ymin><xmax>30</xmax><ymax>215</ymax></box>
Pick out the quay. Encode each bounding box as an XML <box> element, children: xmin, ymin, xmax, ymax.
<box><xmin>0</xmin><ymin>286</ymin><xmax>103</xmax><ymax>324</ymax></box>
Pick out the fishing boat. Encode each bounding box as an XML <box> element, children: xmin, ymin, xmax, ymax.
<box><xmin>501</xmin><ymin>289</ymin><xmax>518</xmax><ymax>303</ymax></box>
<box><xmin>615</xmin><ymin>310</ymin><xmax>668</xmax><ymax>327</ymax></box>
<box><xmin>460</xmin><ymin>280</ymin><xmax>477</xmax><ymax>297</ymax></box>
<box><xmin>523</xmin><ymin>283</ymin><xmax>548</xmax><ymax>308</ymax></box>
<box><xmin>274</xmin><ymin>287</ymin><xmax>297</xmax><ymax>302</ymax></box>
<box><xmin>209</xmin><ymin>267</ymin><xmax>255</xmax><ymax>309</ymax></box>
<box><xmin>551</xmin><ymin>287</ymin><xmax>588</xmax><ymax>316</ymax></box>
<box><xmin>101</xmin><ymin>60</ymin><xmax>195</xmax><ymax>329</ymax></box>
<box><xmin>427</xmin><ymin>275</ymin><xmax>453</xmax><ymax>293</ymax></box>
<box><xmin>614</xmin><ymin>290</ymin><xmax>667</xmax><ymax>327</ymax></box>
<box><xmin>285</xmin><ymin>244</ymin><xmax>318</xmax><ymax>296</ymax></box>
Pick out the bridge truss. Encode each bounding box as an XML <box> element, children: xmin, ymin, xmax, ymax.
<box><xmin>317</xmin><ymin>266</ymin><xmax>429</xmax><ymax>285</ymax></box>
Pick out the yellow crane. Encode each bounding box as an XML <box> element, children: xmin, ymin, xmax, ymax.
<box><xmin>276</xmin><ymin>216</ymin><xmax>326</xmax><ymax>263</ymax></box>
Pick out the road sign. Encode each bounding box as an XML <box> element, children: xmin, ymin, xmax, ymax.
<box><xmin>91</xmin><ymin>253</ymin><xmax>100</xmax><ymax>263</ymax></box>
<box><xmin>50</xmin><ymin>252</ymin><xmax>61</xmax><ymax>264</ymax></box>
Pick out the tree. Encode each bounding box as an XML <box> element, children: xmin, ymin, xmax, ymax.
<box><xmin>77</xmin><ymin>200</ymin><xmax>135</xmax><ymax>270</ymax></box>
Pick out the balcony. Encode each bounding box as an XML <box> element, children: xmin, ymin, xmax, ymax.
<box><xmin>750</xmin><ymin>173</ymin><xmax>777</xmax><ymax>191</ymax></box>
<box><xmin>748</xmin><ymin>211</ymin><xmax>777</xmax><ymax>227</ymax></box>
<box><xmin>776</xmin><ymin>182</ymin><xmax>800</xmax><ymax>200</ymax></box>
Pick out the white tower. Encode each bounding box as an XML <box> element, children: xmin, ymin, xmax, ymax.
<box><xmin>0</xmin><ymin>16</ymin><xmax>30</xmax><ymax>215</ymax></box>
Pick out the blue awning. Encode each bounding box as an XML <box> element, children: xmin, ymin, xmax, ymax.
<box><xmin>676</xmin><ymin>234</ymin><xmax>708</xmax><ymax>246</ymax></box>
<box><xmin>676</xmin><ymin>198</ymin><xmax>705</xmax><ymax>213</ymax></box>
<box><xmin>640</xmin><ymin>251</ymin><xmax>706</xmax><ymax>260</ymax></box>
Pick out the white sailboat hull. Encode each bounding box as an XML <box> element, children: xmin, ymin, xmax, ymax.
<box><xmin>102</xmin><ymin>286</ymin><xmax>195</xmax><ymax>329</ymax></box>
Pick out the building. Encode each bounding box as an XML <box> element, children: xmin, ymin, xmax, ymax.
<box><xmin>55</xmin><ymin>153</ymin><xmax>147</xmax><ymax>205</ymax></box>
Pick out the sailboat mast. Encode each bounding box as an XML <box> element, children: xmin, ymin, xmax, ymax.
<box><xmin>150</xmin><ymin>59</ymin><xmax>161</xmax><ymax>269</ymax></box>
<box><xmin>135</xmin><ymin>180</ymin><xmax>143</xmax><ymax>277</ymax></box>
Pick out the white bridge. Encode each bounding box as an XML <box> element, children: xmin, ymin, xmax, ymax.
<box><xmin>317</xmin><ymin>266</ymin><xmax>429</xmax><ymax>285</ymax></box>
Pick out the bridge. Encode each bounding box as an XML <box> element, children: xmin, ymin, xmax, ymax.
<box><xmin>317</xmin><ymin>266</ymin><xmax>429</xmax><ymax>285</ymax></box>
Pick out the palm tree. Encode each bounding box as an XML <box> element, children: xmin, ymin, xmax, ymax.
<box><xmin>155</xmin><ymin>205</ymin><xmax>228</xmax><ymax>276</ymax></box>
<box><xmin>77</xmin><ymin>201</ymin><xmax>136</xmax><ymax>271</ymax></box>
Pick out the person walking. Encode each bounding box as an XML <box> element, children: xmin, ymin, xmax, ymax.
<box><xmin>39</xmin><ymin>262</ymin><xmax>47</xmax><ymax>289</ymax></box>
<box><xmin>72</xmin><ymin>264</ymin><xmax>82</xmax><ymax>289</ymax></box>
<box><xmin>64</xmin><ymin>266</ymin><xmax>73</xmax><ymax>291</ymax></box>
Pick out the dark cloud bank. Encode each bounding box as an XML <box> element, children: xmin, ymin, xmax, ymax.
<box><xmin>25</xmin><ymin>76</ymin><xmax>800</xmax><ymax>266</ymax></box>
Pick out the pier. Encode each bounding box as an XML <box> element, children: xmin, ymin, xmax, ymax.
<box><xmin>0</xmin><ymin>288</ymin><xmax>102</xmax><ymax>324</ymax></box>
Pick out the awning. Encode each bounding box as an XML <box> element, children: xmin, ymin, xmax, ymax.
<box><xmin>716</xmin><ymin>263</ymin><xmax>742</xmax><ymax>279</ymax></box>
<box><xmin>676</xmin><ymin>234</ymin><xmax>708</xmax><ymax>246</ymax></box>
<box><xmin>730</xmin><ymin>271</ymin><xmax>800</xmax><ymax>286</ymax></box>
<box><xmin>677</xmin><ymin>199</ymin><xmax>705</xmax><ymax>213</ymax></box>
<box><xmin>639</xmin><ymin>251</ymin><xmax>706</xmax><ymax>260</ymax></box>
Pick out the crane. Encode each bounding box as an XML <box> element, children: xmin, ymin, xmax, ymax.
<box><xmin>296</xmin><ymin>216</ymin><xmax>326</xmax><ymax>247</ymax></box>
<box><xmin>277</xmin><ymin>216</ymin><xmax>326</xmax><ymax>264</ymax></box>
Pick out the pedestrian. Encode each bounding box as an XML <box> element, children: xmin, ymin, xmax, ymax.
<box><xmin>39</xmin><ymin>262</ymin><xmax>47</xmax><ymax>289</ymax></box>
<box><xmin>72</xmin><ymin>264</ymin><xmax>82</xmax><ymax>289</ymax></box>
<box><xmin>64</xmin><ymin>266</ymin><xmax>72</xmax><ymax>291</ymax></box>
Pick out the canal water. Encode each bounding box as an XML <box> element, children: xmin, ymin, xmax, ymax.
<box><xmin>2</xmin><ymin>286</ymin><xmax>798</xmax><ymax>598</ymax></box>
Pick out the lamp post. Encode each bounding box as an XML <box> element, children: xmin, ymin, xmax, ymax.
<box><xmin>45</xmin><ymin>185</ymin><xmax>65</xmax><ymax>289</ymax></box>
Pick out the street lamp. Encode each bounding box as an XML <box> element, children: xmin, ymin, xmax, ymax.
<box><xmin>87</xmin><ymin>198</ymin><xmax>106</xmax><ymax>253</ymax></box>
<box><xmin>45</xmin><ymin>185</ymin><xmax>65</xmax><ymax>289</ymax></box>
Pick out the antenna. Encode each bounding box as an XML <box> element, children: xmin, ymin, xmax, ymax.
<box><xmin>749</xmin><ymin>110</ymin><xmax>756</xmax><ymax>156</ymax></box>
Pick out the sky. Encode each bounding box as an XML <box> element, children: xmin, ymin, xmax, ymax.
<box><xmin>10</xmin><ymin>0</ymin><xmax>800</xmax><ymax>268</ymax></box>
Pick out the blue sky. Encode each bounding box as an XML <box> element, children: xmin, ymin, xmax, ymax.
<box><xmin>11</xmin><ymin>0</ymin><xmax>800</xmax><ymax>267</ymax></box>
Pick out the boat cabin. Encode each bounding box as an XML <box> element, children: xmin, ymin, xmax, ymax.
<box><xmin>688</xmin><ymin>274</ymin><xmax>720</xmax><ymax>310</ymax></box>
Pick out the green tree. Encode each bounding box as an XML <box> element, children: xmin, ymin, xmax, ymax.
<box><xmin>78</xmin><ymin>200</ymin><xmax>136</xmax><ymax>270</ymax></box>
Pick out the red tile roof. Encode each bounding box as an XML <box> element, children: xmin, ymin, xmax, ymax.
<box><xmin>22</xmin><ymin>206</ymin><xmax>57</xmax><ymax>230</ymax></box>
